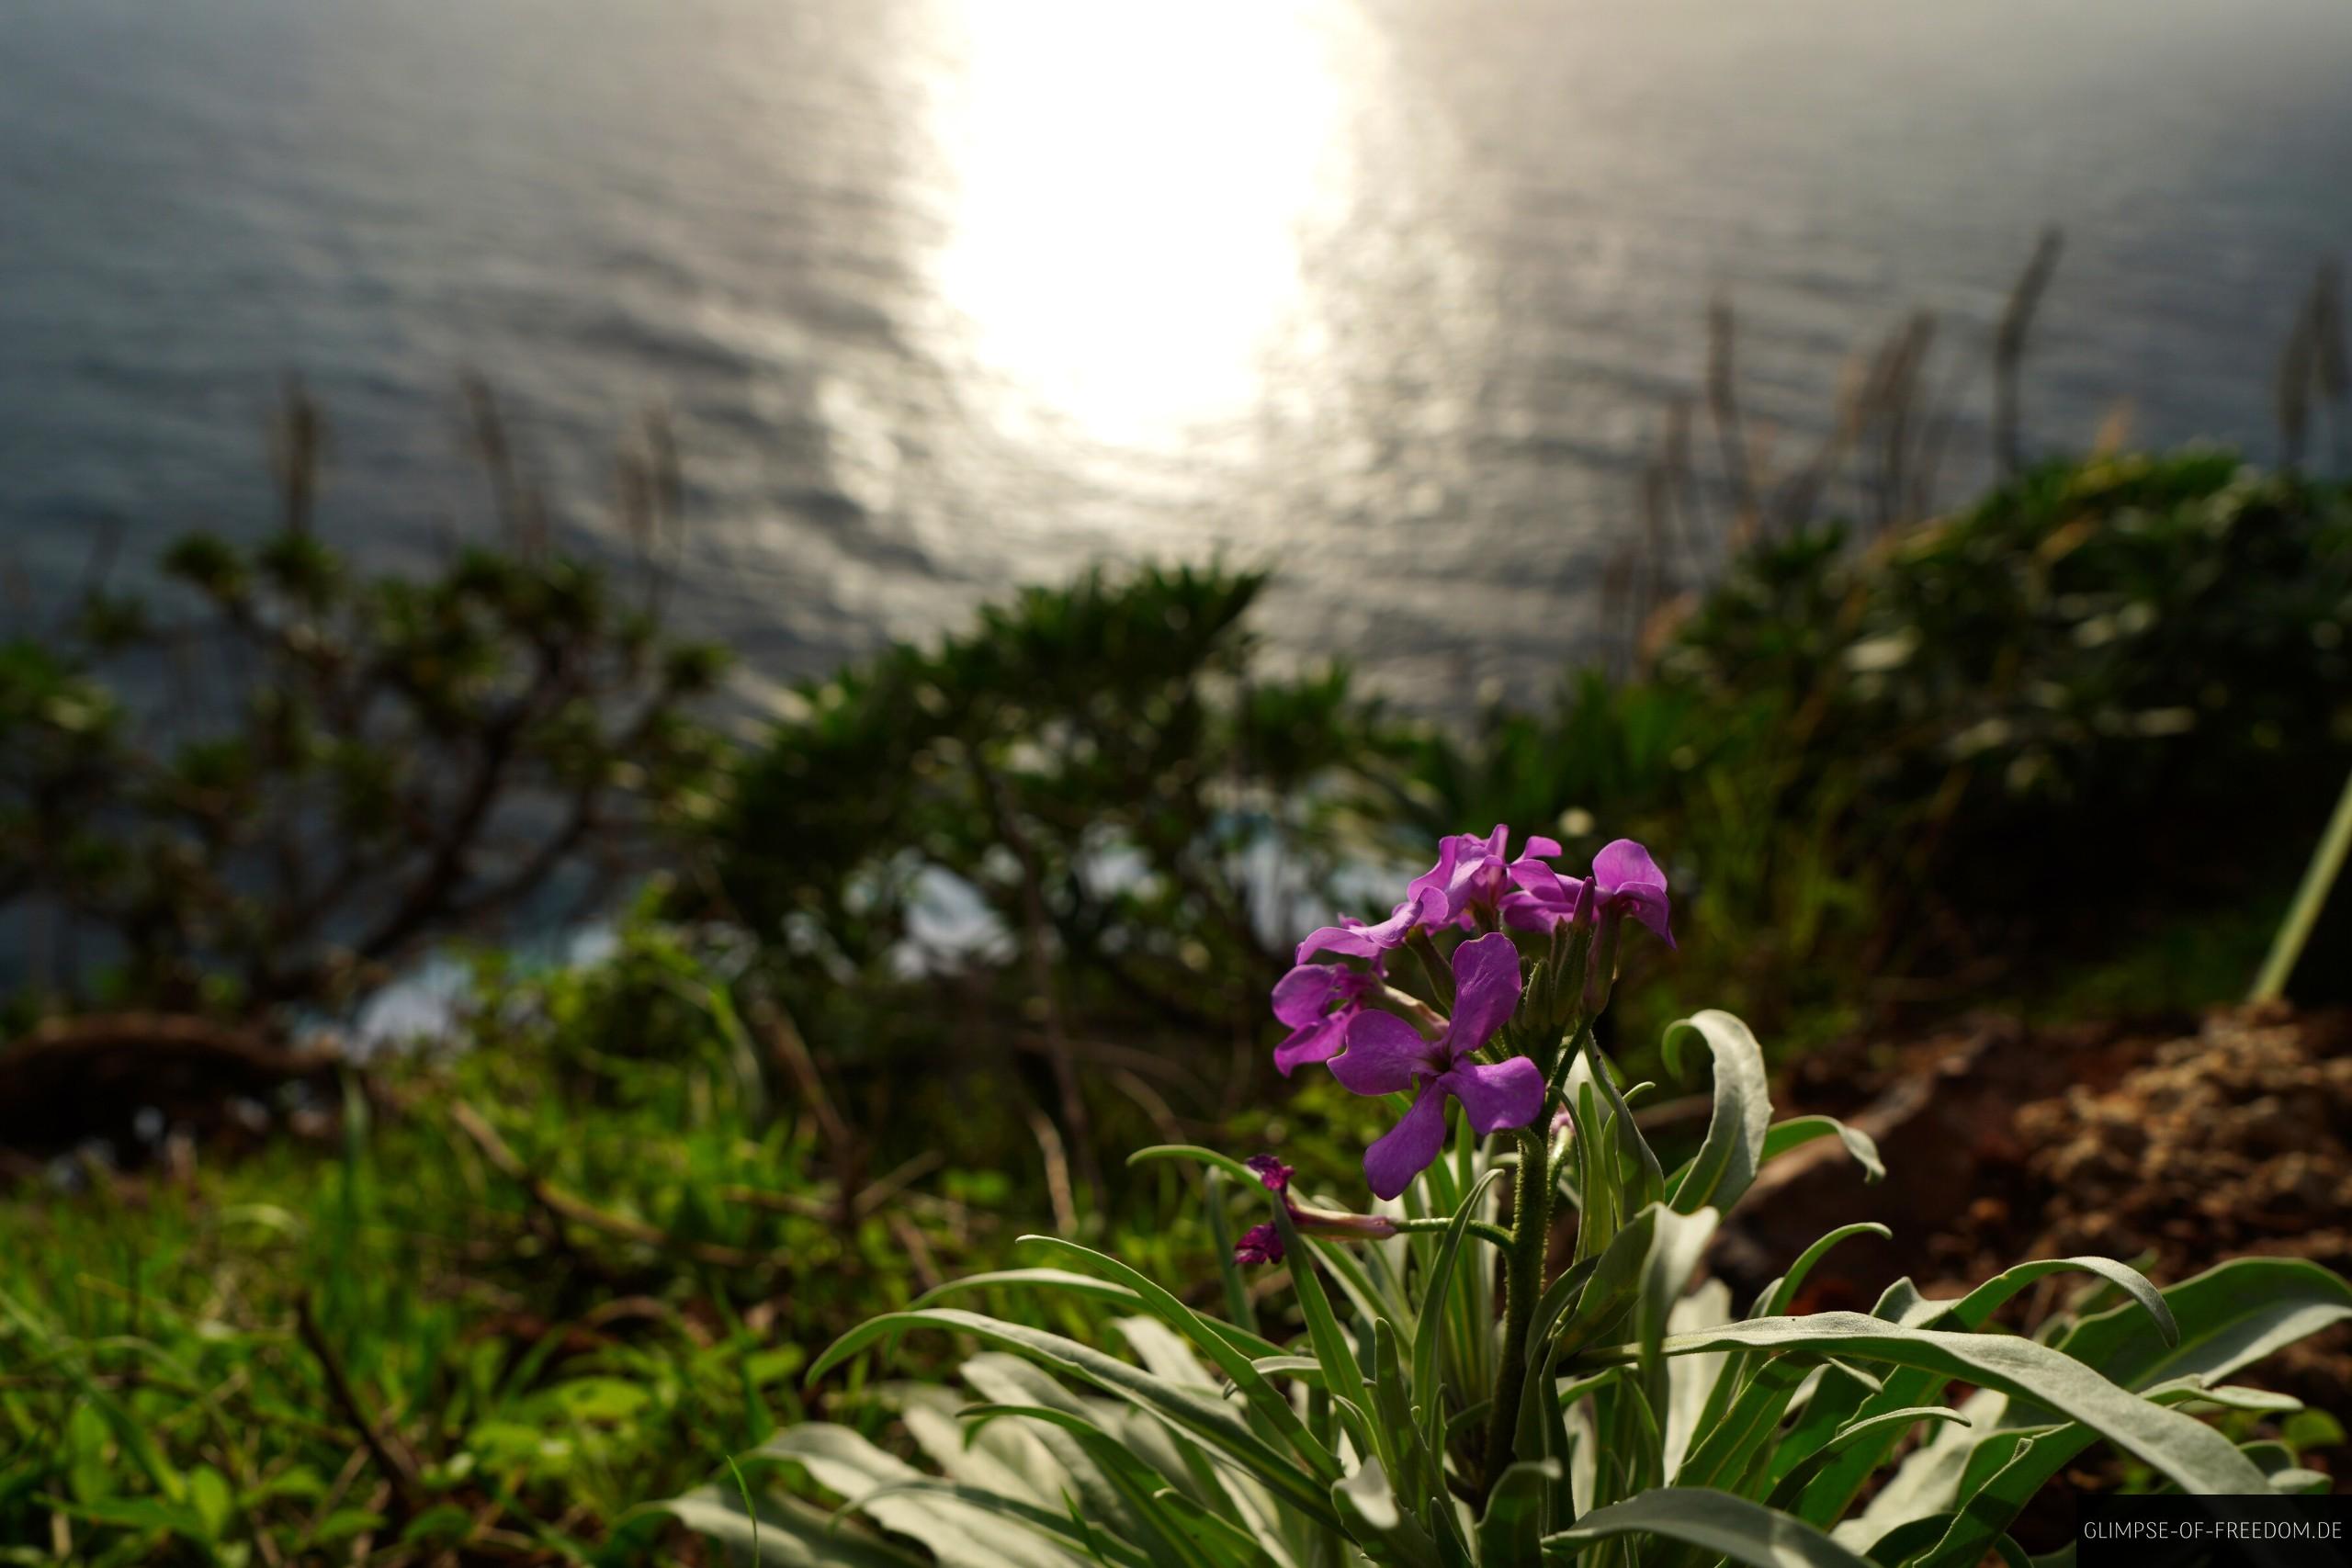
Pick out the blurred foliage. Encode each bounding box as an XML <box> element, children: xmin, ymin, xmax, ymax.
<box><xmin>1398</xmin><ymin>452</ymin><xmax>2352</xmax><ymax>1044</ymax></box>
<box><xmin>0</xmin><ymin>907</ymin><xmax>1241</xmax><ymax>1565</ymax></box>
<box><xmin>713</xmin><ymin>561</ymin><xmax>1413</xmax><ymax>1196</ymax></box>
<box><xmin>0</xmin><ymin>522</ymin><xmax>727</xmax><ymax>1021</ymax></box>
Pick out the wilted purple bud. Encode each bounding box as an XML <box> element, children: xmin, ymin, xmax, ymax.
<box><xmin>1234</xmin><ymin>1223</ymin><xmax>1284</xmax><ymax>1267</ymax></box>
<box><xmin>1246</xmin><ymin>1156</ymin><xmax>1294</xmax><ymax>1194</ymax></box>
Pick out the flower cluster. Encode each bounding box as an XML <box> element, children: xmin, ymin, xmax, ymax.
<box><xmin>1245</xmin><ymin>829</ymin><xmax>1672</xmax><ymax>1250</ymax></box>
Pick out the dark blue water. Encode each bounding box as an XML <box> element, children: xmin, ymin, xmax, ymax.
<box><xmin>6</xmin><ymin>0</ymin><xmax>2351</xmax><ymax>706</ymax></box>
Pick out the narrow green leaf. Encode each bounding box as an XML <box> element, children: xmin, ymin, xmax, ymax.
<box><xmin>1332</xmin><ymin>1457</ymin><xmax>1442</xmax><ymax>1568</ymax></box>
<box><xmin>1128</xmin><ymin>1145</ymin><xmax>1267</xmax><ymax>1187</ymax></box>
<box><xmin>1413</xmin><ymin>1168</ymin><xmax>1507</xmax><ymax>1468</ymax></box>
<box><xmin>1544</xmin><ymin>1487</ymin><xmax>1878</xmax><ymax>1568</ymax></box>
<box><xmin>1265</xmin><ymin>1207</ymin><xmax>1373</xmax><ymax>1474</ymax></box>
<box><xmin>2053</xmin><ymin>1258</ymin><xmax>2352</xmax><ymax>1392</ymax></box>
<box><xmin>807</xmin><ymin>1308</ymin><xmax>1340</xmax><ymax>1529</ymax></box>
<box><xmin>1660</xmin><ymin>1011</ymin><xmax>1773</xmax><ymax>1214</ymax></box>
<box><xmin>1580</xmin><ymin>1313</ymin><xmax>2274</xmax><ymax>1497</ymax></box>
<box><xmin>1759</xmin><ymin>1117</ymin><xmax>1884</xmax><ymax>1184</ymax></box>
<box><xmin>1762</xmin><ymin>1226</ymin><xmax>1894</xmax><ymax>1321</ymax></box>
<box><xmin>1021</xmin><ymin>1235</ymin><xmax>1340</xmax><ymax>1483</ymax></box>
<box><xmin>1476</xmin><ymin>1460</ymin><xmax>1558</xmax><ymax>1566</ymax></box>
<box><xmin>1764</xmin><ymin>1409</ymin><xmax>1974</xmax><ymax>1514</ymax></box>
<box><xmin>1909</xmin><ymin>1258</ymin><xmax>2176</xmax><ymax>1348</ymax></box>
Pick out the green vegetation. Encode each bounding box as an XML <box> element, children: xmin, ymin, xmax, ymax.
<box><xmin>3</xmin><ymin>446</ymin><xmax>2349</xmax><ymax>1562</ymax></box>
<box><xmin>673</xmin><ymin>987</ymin><xmax>2352</xmax><ymax>1564</ymax></box>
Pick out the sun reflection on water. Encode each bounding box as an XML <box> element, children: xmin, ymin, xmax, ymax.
<box><xmin>921</xmin><ymin>1</ymin><xmax>1346</xmax><ymax>452</ymax></box>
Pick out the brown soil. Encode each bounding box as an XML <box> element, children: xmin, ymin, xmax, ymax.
<box><xmin>1939</xmin><ymin>1007</ymin><xmax>2352</xmax><ymax>1416</ymax></box>
<box><xmin>1713</xmin><ymin>1004</ymin><xmax>2352</xmax><ymax>1486</ymax></box>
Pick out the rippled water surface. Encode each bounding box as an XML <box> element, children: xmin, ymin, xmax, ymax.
<box><xmin>6</xmin><ymin>0</ymin><xmax>2351</xmax><ymax>704</ymax></box>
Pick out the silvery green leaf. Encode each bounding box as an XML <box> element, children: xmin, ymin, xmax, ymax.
<box><xmin>1544</xmin><ymin>1487</ymin><xmax>1877</xmax><ymax>1568</ymax></box>
<box><xmin>660</xmin><ymin>1483</ymin><xmax>925</xmax><ymax>1567</ymax></box>
<box><xmin>1661</xmin><ymin>1010</ymin><xmax>1773</xmax><ymax>1214</ymax></box>
<box><xmin>2053</xmin><ymin>1258</ymin><xmax>2352</xmax><ymax>1391</ymax></box>
<box><xmin>1588</xmin><ymin>1312</ymin><xmax>2273</xmax><ymax>1497</ymax></box>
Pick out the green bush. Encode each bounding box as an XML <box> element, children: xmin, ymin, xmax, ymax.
<box><xmin>1399</xmin><ymin>453</ymin><xmax>2352</xmax><ymax>1038</ymax></box>
<box><xmin>0</xmin><ymin>523</ymin><xmax>727</xmax><ymax>1021</ymax></box>
<box><xmin>714</xmin><ymin>562</ymin><xmax>1410</xmax><ymax>1204</ymax></box>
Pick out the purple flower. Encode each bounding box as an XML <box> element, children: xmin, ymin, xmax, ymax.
<box><xmin>1270</xmin><ymin>961</ymin><xmax>1383</xmax><ymax>1077</ymax></box>
<box><xmin>1229</xmin><ymin>1153</ymin><xmax>1400</xmax><ymax>1267</ymax></box>
<box><xmin>1330</xmin><ymin>931</ymin><xmax>1544</xmax><ymax>1200</ymax></box>
<box><xmin>1589</xmin><ymin>839</ymin><xmax>1674</xmax><ymax>948</ymax></box>
<box><xmin>1408</xmin><ymin>827</ymin><xmax>1562</xmax><ymax>931</ymax></box>
<box><xmin>1501</xmin><ymin>837</ymin><xmax>1675</xmax><ymax>949</ymax></box>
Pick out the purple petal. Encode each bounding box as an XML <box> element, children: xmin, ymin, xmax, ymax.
<box><xmin>1620</xmin><ymin>886</ymin><xmax>1676</xmax><ymax>948</ymax></box>
<box><xmin>1504</xmin><ymin>849</ymin><xmax>1590</xmax><ymax>931</ymax></box>
<box><xmin>1329</xmin><ymin>1010</ymin><xmax>1442</xmax><ymax>1097</ymax></box>
<box><xmin>1443</xmin><ymin>1056</ymin><xmax>1544</xmax><ymax>1135</ymax></box>
<box><xmin>1499</xmin><ymin>892</ymin><xmax>1558</xmax><ymax>933</ymax></box>
<box><xmin>1440</xmin><ymin>827</ymin><xmax>1512</xmax><ymax>912</ymax></box>
<box><xmin>1295</xmin><ymin>895</ymin><xmax>1427</xmax><ymax>964</ymax></box>
<box><xmin>1592</xmin><ymin>839</ymin><xmax>1667</xmax><ymax>898</ymax></box>
<box><xmin>1294</xmin><ymin>923</ymin><xmax>1380</xmax><ymax>963</ymax></box>
<box><xmin>1591</xmin><ymin>839</ymin><xmax>1672</xmax><ymax>947</ymax></box>
<box><xmin>1272</xmin><ymin>964</ymin><xmax>1344</xmax><ymax>1027</ymax></box>
<box><xmin>1234</xmin><ymin>1223</ymin><xmax>1284</xmax><ymax>1266</ymax></box>
<box><xmin>1404</xmin><ymin>839</ymin><xmax>1468</xmax><ymax>927</ymax></box>
<box><xmin>1245</xmin><ymin>1155</ymin><xmax>1294</xmax><ymax>1193</ymax></box>
<box><xmin>1521</xmin><ymin>834</ymin><xmax>1562</xmax><ymax>860</ymax></box>
<box><xmin>1272</xmin><ymin>1014</ymin><xmax>1351</xmax><ymax>1076</ymax></box>
<box><xmin>1363</xmin><ymin>1084</ymin><xmax>1450</xmax><ymax>1201</ymax></box>
<box><xmin>1445</xmin><ymin>931</ymin><xmax>1524</xmax><ymax>1055</ymax></box>
<box><xmin>1507</xmin><ymin>857</ymin><xmax>1576</xmax><ymax>903</ymax></box>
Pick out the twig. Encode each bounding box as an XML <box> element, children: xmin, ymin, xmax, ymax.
<box><xmin>1706</xmin><ymin>296</ymin><xmax>1756</xmax><ymax>540</ymax></box>
<box><xmin>741</xmin><ymin>987</ymin><xmax>865</xmax><ymax>1230</ymax></box>
<box><xmin>977</xmin><ymin>761</ymin><xmax>1103</xmax><ymax>1210</ymax></box>
<box><xmin>1109</xmin><ymin>1068</ymin><xmax>1185</xmax><ymax>1147</ymax></box>
<box><xmin>294</xmin><ymin>1296</ymin><xmax>422</xmax><ymax>1516</ymax></box>
<box><xmin>850</xmin><ymin>1149</ymin><xmax>946</xmax><ymax>1219</ymax></box>
<box><xmin>1994</xmin><ymin>228</ymin><xmax>2063</xmax><ymax>479</ymax></box>
<box><xmin>1026</xmin><ymin>1107</ymin><xmax>1079</xmax><ymax>1236</ymax></box>
<box><xmin>888</xmin><ymin>1213</ymin><xmax>946</xmax><ymax>1294</ymax></box>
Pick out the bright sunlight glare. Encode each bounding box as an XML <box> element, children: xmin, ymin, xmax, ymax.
<box><xmin>922</xmin><ymin>2</ymin><xmax>1346</xmax><ymax>451</ymax></box>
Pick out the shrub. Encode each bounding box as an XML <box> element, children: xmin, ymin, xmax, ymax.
<box><xmin>0</xmin><ymin>392</ymin><xmax>728</xmax><ymax>1024</ymax></box>
<box><xmin>667</xmin><ymin>828</ymin><xmax>2352</xmax><ymax>1565</ymax></box>
<box><xmin>713</xmin><ymin>562</ymin><xmax>1409</xmax><ymax>1205</ymax></box>
<box><xmin>1400</xmin><ymin>455</ymin><xmax>2352</xmax><ymax>1035</ymax></box>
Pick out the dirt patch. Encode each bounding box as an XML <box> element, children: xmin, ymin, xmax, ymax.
<box><xmin>1938</xmin><ymin>1007</ymin><xmax>2352</xmax><ymax>1415</ymax></box>
<box><xmin>1713</xmin><ymin>1005</ymin><xmax>2352</xmax><ymax>1474</ymax></box>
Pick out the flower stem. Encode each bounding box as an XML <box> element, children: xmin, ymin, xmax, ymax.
<box><xmin>1479</xmin><ymin>1126</ymin><xmax>1552</xmax><ymax>1502</ymax></box>
<box><xmin>1393</xmin><ymin>1216</ymin><xmax>1513</xmax><ymax>1247</ymax></box>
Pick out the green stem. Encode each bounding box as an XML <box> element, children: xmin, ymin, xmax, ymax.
<box><xmin>1394</xmin><ymin>1217</ymin><xmax>1514</xmax><ymax>1248</ymax></box>
<box><xmin>1543</xmin><ymin>1017</ymin><xmax>1596</xmax><ymax>1105</ymax></box>
<box><xmin>2252</xmin><ymin>759</ymin><xmax>2352</xmax><ymax>1003</ymax></box>
<box><xmin>1478</xmin><ymin>1128</ymin><xmax>1552</xmax><ymax>1501</ymax></box>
